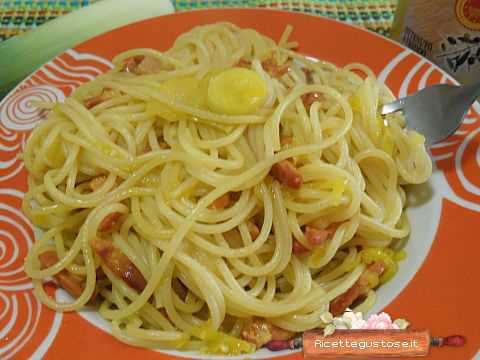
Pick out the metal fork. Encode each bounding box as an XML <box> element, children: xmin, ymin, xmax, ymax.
<box><xmin>381</xmin><ymin>81</ymin><xmax>480</xmax><ymax>146</ymax></box>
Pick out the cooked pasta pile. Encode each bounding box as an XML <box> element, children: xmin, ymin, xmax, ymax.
<box><xmin>23</xmin><ymin>23</ymin><xmax>432</xmax><ymax>355</ymax></box>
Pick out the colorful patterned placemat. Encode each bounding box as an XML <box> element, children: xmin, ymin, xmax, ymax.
<box><xmin>0</xmin><ymin>1</ymin><xmax>98</xmax><ymax>41</ymax></box>
<box><xmin>175</xmin><ymin>0</ymin><xmax>397</xmax><ymax>35</ymax></box>
<box><xmin>0</xmin><ymin>0</ymin><xmax>397</xmax><ymax>42</ymax></box>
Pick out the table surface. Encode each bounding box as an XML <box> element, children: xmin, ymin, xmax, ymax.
<box><xmin>0</xmin><ymin>0</ymin><xmax>398</xmax><ymax>42</ymax></box>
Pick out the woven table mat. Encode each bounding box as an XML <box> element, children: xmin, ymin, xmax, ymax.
<box><xmin>175</xmin><ymin>0</ymin><xmax>397</xmax><ymax>35</ymax></box>
<box><xmin>0</xmin><ymin>0</ymin><xmax>397</xmax><ymax>42</ymax></box>
<box><xmin>0</xmin><ymin>1</ymin><xmax>98</xmax><ymax>41</ymax></box>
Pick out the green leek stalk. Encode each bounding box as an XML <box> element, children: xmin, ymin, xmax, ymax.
<box><xmin>0</xmin><ymin>0</ymin><xmax>174</xmax><ymax>98</ymax></box>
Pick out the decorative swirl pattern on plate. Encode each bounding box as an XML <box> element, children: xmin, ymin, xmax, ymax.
<box><xmin>0</xmin><ymin>190</ymin><xmax>34</xmax><ymax>291</ymax></box>
<box><xmin>0</xmin><ymin>291</ymin><xmax>41</xmax><ymax>360</ymax></box>
<box><xmin>0</xmin><ymin>85</ymin><xmax>64</xmax><ymax>131</ymax></box>
<box><xmin>431</xmin><ymin>108</ymin><xmax>480</xmax><ymax>212</ymax></box>
<box><xmin>0</xmin><ymin>49</ymin><xmax>111</xmax><ymax>359</ymax></box>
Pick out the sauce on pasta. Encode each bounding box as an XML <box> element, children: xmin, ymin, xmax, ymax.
<box><xmin>22</xmin><ymin>23</ymin><xmax>432</xmax><ymax>355</ymax></box>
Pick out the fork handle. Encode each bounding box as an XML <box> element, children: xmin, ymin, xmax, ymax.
<box><xmin>463</xmin><ymin>80</ymin><xmax>480</xmax><ymax>99</ymax></box>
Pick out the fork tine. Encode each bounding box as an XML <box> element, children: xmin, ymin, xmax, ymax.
<box><xmin>381</xmin><ymin>98</ymin><xmax>406</xmax><ymax>115</ymax></box>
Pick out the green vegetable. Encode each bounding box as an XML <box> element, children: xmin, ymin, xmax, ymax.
<box><xmin>0</xmin><ymin>0</ymin><xmax>174</xmax><ymax>98</ymax></box>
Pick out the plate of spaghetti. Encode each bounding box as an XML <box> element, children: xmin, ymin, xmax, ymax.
<box><xmin>1</xmin><ymin>9</ymin><xmax>479</xmax><ymax>360</ymax></box>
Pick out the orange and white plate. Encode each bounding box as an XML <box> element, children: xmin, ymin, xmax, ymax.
<box><xmin>0</xmin><ymin>9</ymin><xmax>479</xmax><ymax>360</ymax></box>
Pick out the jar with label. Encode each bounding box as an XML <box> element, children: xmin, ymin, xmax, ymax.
<box><xmin>391</xmin><ymin>0</ymin><xmax>480</xmax><ymax>83</ymax></box>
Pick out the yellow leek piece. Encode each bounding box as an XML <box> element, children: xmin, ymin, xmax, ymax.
<box><xmin>191</xmin><ymin>320</ymin><xmax>255</xmax><ymax>355</ymax></box>
<box><xmin>207</xmin><ymin>68</ymin><xmax>267</xmax><ymax>115</ymax></box>
<box><xmin>360</xmin><ymin>247</ymin><xmax>399</xmax><ymax>284</ymax></box>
